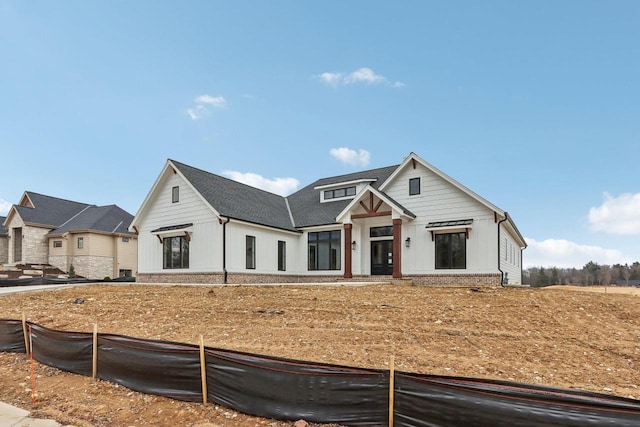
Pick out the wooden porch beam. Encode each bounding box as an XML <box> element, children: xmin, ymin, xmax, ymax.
<box><xmin>351</xmin><ymin>211</ymin><xmax>392</xmax><ymax>220</ymax></box>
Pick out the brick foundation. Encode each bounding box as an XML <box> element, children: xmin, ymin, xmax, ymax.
<box><xmin>137</xmin><ymin>272</ymin><xmax>502</xmax><ymax>287</ymax></box>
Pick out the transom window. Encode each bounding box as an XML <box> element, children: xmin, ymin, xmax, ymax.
<box><xmin>163</xmin><ymin>236</ymin><xmax>189</xmax><ymax>269</ymax></box>
<box><xmin>324</xmin><ymin>186</ymin><xmax>356</xmax><ymax>200</ymax></box>
<box><xmin>435</xmin><ymin>232</ymin><xmax>466</xmax><ymax>269</ymax></box>
<box><xmin>370</xmin><ymin>226</ymin><xmax>394</xmax><ymax>237</ymax></box>
<box><xmin>308</xmin><ymin>230</ymin><xmax>341</xmax><ymax>270</ymax></box>
<box><xmin>409</xmin><ymin>177</ymin><xmax>421</xmax><ymax>195</ymax></box>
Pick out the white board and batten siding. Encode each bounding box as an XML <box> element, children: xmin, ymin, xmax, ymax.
<box><xmin>383</xmin><ymin>162</ymin><xmax>500</xmax><ymax>275</ymax></box>
<box><xmin>500</xmin><ymin>229</ymin><xmax>523</xmax><ymax>284</ymax></box>
<box><xmin>136</xmin><ymin>171</ymin><xmax>221</xmax><ymax>274</ymax></box>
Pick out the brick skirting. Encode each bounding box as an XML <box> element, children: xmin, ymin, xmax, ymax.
<box><xmin>136</xmin><ymin>272</ymin><xmax>502</xmax><ymax>287</ymax></box>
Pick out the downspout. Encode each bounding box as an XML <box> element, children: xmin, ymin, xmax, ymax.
<box><xmin>222</xmin><ymin>217</ymin><xmax>230</xmax><ymax>284</ymax></box>
<box><xmin>497</xmin><ymin>212</ymin><xmax>509</xmax><ymax>287</ymax></box>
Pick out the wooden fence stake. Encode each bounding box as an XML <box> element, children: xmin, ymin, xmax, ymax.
<box><xmin>199</xmin><ymin>335</ymin><xmax>208</xmax><ymax>405</ymax></box>
<box><xmin>21</xmin><ymin>312</ymin><xmax>29</xmax><ymax>354</ymax></box>
<box><xmin>389</xmin><ymin>355</ymin><xmax>395</xmax><ymax>427</ymax></box>
<box><xmin>92</xmin><ymin>324</ymin><xmax>98</xmax><ymax>380</ymax></box>
<box><xmin>29</xmin><ymin>325</ymin><xmax>36</xmax><ymax>406</ymax></box>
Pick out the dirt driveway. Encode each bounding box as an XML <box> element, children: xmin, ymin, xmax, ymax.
<box><xmin>0</xmin><ymin>283</ymin><xmax>638</xmax><ymax>426</ymax></box>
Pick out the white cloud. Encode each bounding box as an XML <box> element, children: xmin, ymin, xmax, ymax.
<box><xmin>187</xmin><ymin>94</ymin><xmax>227</xmax><ymax>120</ymax></box>
<box><xmin>330</xmin><ymin>147</ymin><xmax>371</xmax><ymax>167</ymax></box>
<box><xmin>524</xmin><ymin>237</ymin><xmax>628</xmax><ymax>268</ymax></box>
<box><xmin>0</xmin><ymin>198</ymin><xmax>11</xmax><ymax>216</ymax></box>
<box><xmin>222</xmin><ymin>171</ymin><xmax>300</xmax><ymax>196</ymax></box>
<box><xmin>316</xmin><ymin>67</ymin><xmax>403</xmax><ymax>88</ymax></box>
<box><xmin>588</xmin><ymin>192</ymin><xmax>640</xmax><ymax>235</ymax></box>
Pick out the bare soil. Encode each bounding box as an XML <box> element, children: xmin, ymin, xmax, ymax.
<box><xmin>0</xmin><ymin>283</ymin><xmax>638</xmax><ymax>426</ymax></box>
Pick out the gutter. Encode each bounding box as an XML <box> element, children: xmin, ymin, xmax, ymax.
<box><xmin>497</xmin><ymin>212</ymin><xmax>509</xmax><ymax>287</ymax></box>
<box><xmin>222</xmin><ymin>217</ymin><xmax>230</xmax><ymax>284</ymax></box>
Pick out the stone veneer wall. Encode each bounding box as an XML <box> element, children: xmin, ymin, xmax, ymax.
<box><xmin>22</xmin><ymin>226</ymin><xmax>50</xmax><ymax>264</ymax></box>
<box><xmin>137</xmin><ymin>272</ymin><xmax>502</xmax><ymax>287</ymax></box>
<box><xmin>48</xmin><ymin>255</ymin><xmax>70</xmax><ymax>274</ymax></box>
<box><xmin>71</xmin><ymin>256</ymin><xmax>114</xmax><ymax>279</ymax></box>
<box><xmin>0</xmin><ymin>236</ymin><xmax>8</xmax><ymax>264</ymax></box>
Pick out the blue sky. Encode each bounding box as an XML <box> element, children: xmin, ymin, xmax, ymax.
<box><xmin>1</xmin><ymin>1</ymin><xmax>638</xmax><ymax>269</ymax></box>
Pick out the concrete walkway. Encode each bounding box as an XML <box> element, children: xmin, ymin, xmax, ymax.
<box><xmin>0</xmin><ymin>402</ymin><xmax>66</xmax><ymax>426</ymax></box>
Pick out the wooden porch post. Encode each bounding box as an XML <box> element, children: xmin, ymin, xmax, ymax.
<box><xmin>344</xmin><ymin>223</ymin><xmax>353</xmax><ymax>279</ymax></box>
<box><xmin>392</xmin><ymin>219</ymin><xmax>402</xmax><ymax>278</ymax></box>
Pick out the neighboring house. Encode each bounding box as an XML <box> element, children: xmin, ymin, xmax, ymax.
<box><xmin>2</xmin><ymin>192</ymin><xmax>137</xmax><ymax>278</ymax></box>
<box><xmin>131</xmin><ymin>152</ymin><xmax>526</xmax><ymax>286</ymax></box>
<box><xmin>0</xmin><ymin>216</ymin><xmax>8</xmax><ymax>264</ymax></box>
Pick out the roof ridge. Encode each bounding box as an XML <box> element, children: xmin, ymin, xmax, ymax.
<box><xmin>25</xmin><ymin>191</ymin><xmax>91</xmax><ymax>207</ymax></box>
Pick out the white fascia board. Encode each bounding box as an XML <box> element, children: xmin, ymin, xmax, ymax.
<box><xmin>379</xmin><ymin>152</ymin><xmax>505</xmax><ymax>216</ymax></box>
<box><xmin>314</xmin><ymin>178</ymin><xmax>376</xmax><ymax>190</ymax></box>
<box><xmin>221</xmin><ymin>216</ymin><xmax>302</xmax><ymax>235</ymax></box>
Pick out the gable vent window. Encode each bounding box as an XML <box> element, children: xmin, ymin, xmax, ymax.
<box><xmin>324</xmin><ymin>186</ymin><xmax>356</xmax><ymax>200</ymax></box>
<box><xmin>409</xmin><ymin>177</ymin><xmax>421</xmax><ymax>196</ymax></box>
<box><xmin>172</xmin><ymin>186</ymin><xmax>179</xmax><ymax>203</ymax></box>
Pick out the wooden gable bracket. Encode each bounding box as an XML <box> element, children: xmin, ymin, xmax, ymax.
<box><xmin>465</xmin><ymin>227</ymin><xmax>470</xmax><ymax>239</ymax></box>
<box><xmin>133</xmin><ymin>226</ymin><xmax>139</xmax><ymax>235</ymax></box>
<box><xmin>411</xmin><ymin>158</ymin><xmax>417</xmax><ymax>169</ymax></box>
<box><xmin>184</xmin><ymin>231</ymin><xmax>191</xmax><ymax>242</ymax></box>
<box><xmin>494</xmin><ymin>212</ymin><xmax>498</xmax><ymax>223</ymax></box>
<box><xmin>156</xmin><ymin>235</ymin><xmax>163</xmax><ymax>244</ymax></box>
<box><xmin>352</xmin><ymin>193</ymin><xmax>391</xmax><ymax>220</ymax></box>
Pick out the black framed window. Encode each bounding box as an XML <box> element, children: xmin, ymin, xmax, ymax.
<box><xmin>308</xmin><ymin>230</ymin><xmax>341</xmax><ymax>270</ymax></box>
<box><xmin>324</xmin><ymin>186</ymin><xmax>356</xmax><ymax>200</ymax></box>
<box><xmin>370</xmin><ymin>226</ymin><xmax>394</xmax><ymax>237</ymax></box>
<box><xmin>172</xmin><ymin>186</ymin><xmax>179</xmax><ymax>203</ymax></box>
<box><xmin>409</xmin><ymin>178</ymin><xmax>420</xmax><ymax>195</ymax></box>
<box><xmin>278</xmin><ymin>240</ymin><xmax>286</xmax><ymax>271</ymax></box>
<box><xmin>435</xmin><ymin>232</ymin><xmax>466</xmax><ymax>269</ymax></box>
<box><xmin>246</xmin><ymin>235</ymin><xmax>256</xmax><ymax>269</ymax></box>
<box><xmin>163</xmin><ymin>236</ymin><xmax>189</xmax><ymax>269</ymax></box>
<box><xmin>53</xmin><ymin>240</ymin><xmax>62</xmax><ymax>248</ymax></box>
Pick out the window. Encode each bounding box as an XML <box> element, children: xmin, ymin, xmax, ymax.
<box><xmin>163</xmin><ymin>236</ymin><xmax>189</xmax><ymax>269</ymax></box>
<box><xmin>172</xmin><ymin>186</ymin><xmax>179</xmax><ymax>203</ymax></box>
<box><xmin>370</xmin><ymin>226</ymin><xmax>394</xmax><ymax>237</ymax></box>
<box><xmin>122</xmin><ymin>237</ymin><xmax>129</xmax><ymax>243</ymax></box>
<box><xmin>53</xmin><ymin>240</ymin><xmax>62</xmax><ymax>248</ymax></box>
<box><xmin>77</xmin><ymin>237</ymin><xmax>84</xmax><ymax>249</ymax></box>
<box><xmin>409</xmin><ymin>177</ymin><xmax>421</xmax><ymax>195</ymax></box>
<box><xmin>278</xmin><ymin>240</ymin><xmax>286</xmax><ymax>271</ymax></box>
<box><xmin>435</xmin><ymin>232</ymin><xmax>466</xmax><ymax>269</ymax></box>
<box><xmin>119</xmin><ymin>269</ymin><xmax>132</xmax><ymax>277</ymax></box>
<box><xmin>324</xmin><ymin>186</ymin><xmax>356</xmax><ymax>200</ymax></box>
<box><xmin>308</xmin><ymin>230</ymin><xmax>341</xmax><ymax>270</ymax></box>
<box><xmin>246</xmin><ymin>235</ymin><xmax>256</xmax><ymax>269</ymax></box>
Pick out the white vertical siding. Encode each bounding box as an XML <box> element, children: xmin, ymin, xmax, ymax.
<box><xmin>500</xmin><ymin>228</ymin><xmax>523</xmax><ymax>284</ymax></box>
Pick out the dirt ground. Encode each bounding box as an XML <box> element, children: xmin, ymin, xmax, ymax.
<box><xmin>0</xmin><ymin>283</ymin><xmax>638</xmax><ymax>426</ymax></box>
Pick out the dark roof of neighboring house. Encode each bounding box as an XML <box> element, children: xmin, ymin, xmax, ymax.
<box><xmin>14</xmin><ymin>192</ymin><xmax>91</xmax><ymax>228</ymax></box>
<box><xmin>287</xmin><ymin>165</ymin><xmax>399</xmax><ymax>228</ymax></box>
<box><xmin>0</xmin><ymin>216</ymin><xmax>7</xmax><ymax>236</ymax></box>
<box><xmin>171</xmin><ymin>160</ymin><xmax>298</xmax><ymax>232</ymax></box>
<box><xmin>49</xmin><ymin>205</ymin><xmax>135</xmax><ymax>236</ymax></box>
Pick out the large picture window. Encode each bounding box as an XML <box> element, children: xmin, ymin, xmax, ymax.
<box><xmin>163</xmin><ymin>236</ymin><xmax>189</xmax><ymax>269</ymax></box>
<box><xmin>435</xmin><ymin>232</ymin><xmax>466</xmax><ymax>269</ymax></box>
<box><xmin>246</xmin><ymin>235</ymin><xmax>256</xmax><ymax>269</ymax></box>
<box><xmin>308</xmin><ymin>230</ymin><xmax>341</xmax><ymax>270</ymax></box>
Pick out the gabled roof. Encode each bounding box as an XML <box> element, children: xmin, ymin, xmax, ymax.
<box><xmin>49</xmin><ymin>205</ymin><xmax>135</xmax><ymax>236</ymax></box>
<box><xmin>335</xmin><ymin>185</ymin><xmax>416</xmax><ymax>223</ymax></box>
<box><xmin>171</xmin><ymin>160</ymin><xmax>298</xmax><ymax>232</ymax></box>
<box><xmin>10</xmin><ymin>192</ymin><xmax>92</xmax><ymax>228</ymax></box>
<box><xmin>287</xmin><ymin>165</ymin><xmax>398</xmax><ymax>228</ymax></box>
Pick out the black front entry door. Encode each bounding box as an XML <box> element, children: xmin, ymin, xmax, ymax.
<box><xmin>371</xmin><ymin>240</ymin><xmax>393</xmax><ymax>275</ymax></box>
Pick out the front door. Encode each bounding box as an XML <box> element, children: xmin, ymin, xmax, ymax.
<box><xmin>371</xmin><ymin>240</ymin><xmax>393</xmax><ymax>275</ymax></box>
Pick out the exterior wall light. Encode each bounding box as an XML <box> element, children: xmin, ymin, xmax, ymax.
<box><xmin>405</xmin><ymin>237</ymin><xmax>411</xmax><ymax>248</ymax></box>
<box><xmin>352</xmin><ymin>240</ymin><xmax>356</xmax><ymax>251</ymax></box>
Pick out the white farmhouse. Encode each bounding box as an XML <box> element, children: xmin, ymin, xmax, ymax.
<box><xmin>130</xmin><ymin>152</ymin><xmax>526</xmax><ymax>285</ymax></box>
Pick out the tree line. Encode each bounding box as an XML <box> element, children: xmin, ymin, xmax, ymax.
<box><xmin>523</xmin><ymin>261</ymin><xmax>640</xmax><ymax>287</ymax></box>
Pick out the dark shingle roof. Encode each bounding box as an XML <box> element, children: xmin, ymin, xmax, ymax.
<box><xmin>50</xmin><ymin>205</ymin><xmax>135</xmax><ymax>235</ymax></box>
<box><xmin>287</xmin><ymin>165</ymin><xmax>399</xmax><ymax>227</ymax></box>
<box><xmin>171</xmin><ymin>160</ymin><xmax>298</xmax><ymax>232</ymax></box>
<box><xmin>0</xmin><ymin>216</ymin><xmax>7</xmax><ymax>236</ymax></box>
<box><xmin>15</xmin><ymin>192</ymin><xmax>91</xmax><ymax>228</ymax></box>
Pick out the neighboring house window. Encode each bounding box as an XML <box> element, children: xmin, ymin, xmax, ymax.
<box><xmin>77</xmin><ymin>237</ymin><xmax>84</xmax><ymax>249</ymax></box>
<box><xmin>324</xmin><ymin>186</ymin><xmax>356</xmax><ymax>200</ymax></box>
<box><xmin>172</xmin><ymin>186</ymin><xmax>179</xmax><ymax>203</ymax></box>
<box><xmin>53</xmin><ymin>240</ymin><xmax>62</xmax><ymax>248</ymax></box>
<box><xmin>435</xmin><ymin>232</ymin><xmax>466</xmax><ymax>269</ymax></box>
<box><xmin>278</xmin><ymin>240</ymin><xmax>286</xmax><ymax>271</ymax></box>
<box><xmin>119</xmin><ymin>269</ymin><xmax>132</xmax><ymax>277</ymax></box>
<box><xmin>308</xmin><ymin>230</ymin><xmax>341</xmax><ymax>270</ymax></box>
<box><xmin>163</xmin><ymin>236</ymin><xmax>189</xmax><ymax>269</ymax></box>
<box><xmin>246</xmin><ymin>235</ymin><xmax>256</xmax><ymax>269</ymax></box>
<box><xmin>122</xmin><ymin>237</ymin><xmax>129</xmax><ymax>243</ymax></box>
<box><xmin>409</xmin><ymin>177</ymin><xmax>420</xmax><ymax>195</ymax></box>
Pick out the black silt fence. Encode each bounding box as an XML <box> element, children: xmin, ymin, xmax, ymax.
<box><xmin>1</xmin><ymin>319</ymin><xmax>639</xmax><ymax>426</ymax></box>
